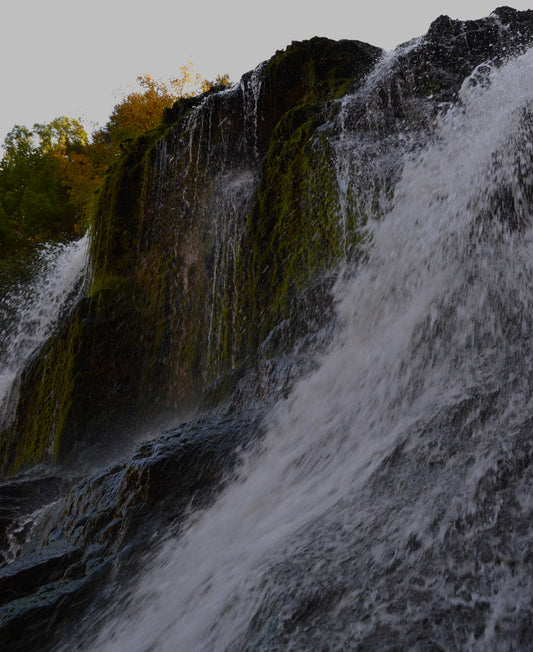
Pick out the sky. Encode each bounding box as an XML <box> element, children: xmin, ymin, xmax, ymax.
<box><xmin>1</xmin><ymin>1</ymin><xmax>532</xmax><ymax>144</ymax></box>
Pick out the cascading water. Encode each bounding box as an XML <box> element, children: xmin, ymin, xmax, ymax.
<box><xmin>0</xmin><ymin>236</ymin><xmax>89</xmax><ymax>426</ymax></box>
<box><xmin>85</xmin><ymin>47</ymin><xmax>533</xmax><ymax>651</ymax></box>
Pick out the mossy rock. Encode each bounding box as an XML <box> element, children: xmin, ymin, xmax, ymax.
<box><xmin>0</xmin><ymin>289</ymin><xmax>151</xmax><ymax>475</ymax></box>
<box><xmin>0</xmin><ymin>37</ymin><xmax>383</xmax><ymax>475</ymax></box>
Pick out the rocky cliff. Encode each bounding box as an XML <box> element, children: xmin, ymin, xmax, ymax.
<box><xmin>2</xmin><ymin>7</ymin><xmax>533</xmax><ymax>651</ymax></box>
<box><xmin>4</xmin><ymin>7</ymin><xmax>533</xmax><ymax>475</ymax></box>
<box><xmin>1</xmin><ymin>37</ymin><xmax>381</xmax><ymax>473</ymax></box>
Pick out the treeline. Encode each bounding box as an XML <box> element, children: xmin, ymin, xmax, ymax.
<box><xmin>0</xmin><ymin>64</ymin><xmax>230</xmax><ymax>259</ymax></box>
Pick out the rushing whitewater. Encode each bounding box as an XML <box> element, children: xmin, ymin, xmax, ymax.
<box><xmin>86</xmin><ymin>48</ymin><xmax>533</xmax><ymax>651</ymax></box>
<box><xmin>0</xmin><ymin>236</ymin><xmax>89</xmax><ymax>426</ymax></box>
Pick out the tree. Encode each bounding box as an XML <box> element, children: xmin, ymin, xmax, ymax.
<box><xmin>0</xmin><ymin>117</ymin><xmax>89</xmax><ymax>252</ymax></box>
<box><xmin>201</xmin><ymin>73</ymin><xmax>232</xmax><ymax>93</ymax></box>
<box><xmin>0</xmin><ymin>63</ymin><xmax>232</xmax><ymax>258</ymax></box>
<box><xmin>33</xmin><ymin>116</ymin><xmax>88</xmax><ymax>154</ymax></box>
<box><xmin>100</xmin><ymin>61</ymin><xmax>202</xmax><ymax>149</ymax></box>
<box><xmin>2</xmin><ymin>125</ymin><xmax>34</xmax><ymax>166</ymax></box>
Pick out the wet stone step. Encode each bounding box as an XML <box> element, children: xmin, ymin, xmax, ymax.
<box><xmin>0</xmin><ymin>473</ymin><xmax>80</xmax><ymax>552</ymax></box>
<box><xmin>0</xmin><ymin>542</ymin><xmax>83</xmax><ymax>606</ymax></box>
<box><xmin>0</xmin><ymin>556</ymin><xmax>112</xmax><ymax>652</ymax></box>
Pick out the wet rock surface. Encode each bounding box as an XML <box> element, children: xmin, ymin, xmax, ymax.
<box><xmin>2</xmin><ymin>7</ymin><xmax>533</xmax><ymax>651</ymax></box>
<box><xmin>0</xmin><ymin>473</ymin><xmax>79</xmax><ymax>557</ymax></box>
<box><xmin>6</xmin><ymin>8</ymin><xmax>533</xmax><ymax>475</ymax></box>
<box><xmin>0</xmin><ymin>410</ymin><xmax>263</xmax><ymax>651</ymax></box>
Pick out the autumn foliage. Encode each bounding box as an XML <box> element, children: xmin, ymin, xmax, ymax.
<box><xmin>0</xmin><ymin>63</ymin><xmax>231</xmax><ymax>257</ymax></box>
<box><xmin>104</xmin><ymin>63</ymin><xmax>201</xmax><ymax>145</ymax></box>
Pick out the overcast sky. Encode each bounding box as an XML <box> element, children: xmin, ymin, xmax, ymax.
<box><xmin>1</xmin><ymin>1</ymin><xmax>531</xmax><ymax>144</ymax></box>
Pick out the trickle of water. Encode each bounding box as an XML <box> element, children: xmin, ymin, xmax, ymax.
<box><xmin>92</xmin><ymin>47</ymin><xmax>533</xmax><ymax>651</ymax></box>
<box><xmin>241</xmin><ymin>62</ymin><xmax>266</xmax><ymax>160</ymax></box>
<box><xmin>0</xmin><ymin>503</ymin><xmax>53</xmax><ymax>567</ymax></box>
<box><xmin>0</xmin><ymin>235</ymin><xmax>89</xmax><ymax>426</ymax></box>
<box><xmin>334</xmin><ymin>39</ymin><xmax>428</xmax><ymax>262</ymax></box>
<box><xmin>205</xmin><ymin>170</ymin><xmax>255</xmax><ymax>374</ymax></box>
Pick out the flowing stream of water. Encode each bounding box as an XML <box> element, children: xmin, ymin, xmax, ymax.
<box><xmin>85</xmin><ymin>47</ymin><xmax>533</xmax><ymax>651</ymax></box>
<box><xmin>0</xmin><ymin>236</ymin><xmax>89</xmax><ymax>426</ymax></box>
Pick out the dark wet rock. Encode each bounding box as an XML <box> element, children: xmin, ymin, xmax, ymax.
<box><xmin>4</xmin><ymin>9</ymin><xmax>533</xmax><ymax>474</ymax></box>
<box><xmin>1</xmin><ymin>7</ymin><xmax>533</xmax><ymax>652</ymax></box>
<box><xmin>0</xmin><ymin>409</ymin><xmax>263</xmax><ymax>651</ymax></box>
<box><xmin>0</xmin><ymin>542</ymin><xmax>83</xmax><ymax>606</ymax></box>
<box><xmin>252</xmin><ymin>37</ymin><xmax>382</xmax><ymax>153</ymax></box>
<box><xmin>419</xmin><ymin>7</ymin><xmax>533</xmax><ymax>101</ymax></box>
<box><xmin>0</xmin><ymin>556</ymin><xmax>111</xmax><ymax>652</ymax></box>
<box><xmin>0</xmin><ymin>36</ymin><xmax>382</xmax><ymax>475</ymax></box>
<box><xmin>0</xmin><ymin>473</ymin><xmax>79</xmax><ymax>556</ymax></box>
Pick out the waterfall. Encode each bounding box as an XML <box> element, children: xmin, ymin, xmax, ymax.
<box><xmin>87</xmin><ymin>47</ymin><xmax>533</xmax><ymax>651</ymax></box>
<box><xmin>0</xmin><ymin>236</ymin><xmax>89</xmax><ymax>426</ymax></box>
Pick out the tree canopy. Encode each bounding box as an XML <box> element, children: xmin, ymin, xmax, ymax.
<box><xmin>0</xmin><ymin>64</ymin><xmax>231</xmax><ymax>259</ymax></box>
<box><xmin>102</xmin><ymin>62</ymin><xmax>202</xmax><ymax>147</ymax></box>
<box><xmin>0</xmin><ymin>117</ymin><xmax>88</xmax><ymax>250</ymax></box>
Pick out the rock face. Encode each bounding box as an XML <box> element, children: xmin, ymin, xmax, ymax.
<box><xmin>0</xmin><ymin>37</ymin><xmax>382</xmax><ymax>474</ymax></box>
<box><xmin>2</xmin><ymin>9</ymin><xmax>533</xmax><ymax>474</ymax></box>
<box><xmin>2</xmin><ymin>7</ymin><xmax>533</xmax><ymax>649</ymax></box>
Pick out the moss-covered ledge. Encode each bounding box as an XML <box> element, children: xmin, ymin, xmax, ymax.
<box><xmin>0</xmin><ymin>37</ymin><xmax>383</xmax><ymax>476</ymax></box>
<box><xmin>0</xmin><ymin>286</ymin><xmax>152</xmax><ymax>475</ymax></box>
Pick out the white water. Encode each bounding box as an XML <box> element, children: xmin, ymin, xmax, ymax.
<box><xmin>94</xmin><ymin>49</ymin><xmax>533</xmax><ymax>650</ymax></box>
<box><xmin>0</xmin><ymin>236</ymin><xmax>89</xmax><ymax>425</ymax></box>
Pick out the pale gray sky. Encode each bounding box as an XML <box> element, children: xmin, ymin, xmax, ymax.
<box><xmin>1</xmin><ymin>1</ymin><xmax>531</xmax><ymax>143</ymax></box>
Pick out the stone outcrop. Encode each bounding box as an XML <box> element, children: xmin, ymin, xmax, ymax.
<box><xmin>3</xmin><ymin>8</ymin><xmax>533</xmax><ymax>475</ymax></box>
<box><xmin>0</xmin><ymin>37</ymin><xmax>381</xmax><ymax>474</ymax></box>
<box><xmin>1</xmin><ymin>7</ymin><xmax>533</xmax><ymax>651</ymax></box>
<box><xmin>0</xmin><ymin>411</ymin><xmax>262</xmax><ymax>651</ymax></box>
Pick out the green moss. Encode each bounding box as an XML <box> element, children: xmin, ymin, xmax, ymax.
<box><xmin>422</xmin><ymin>80</ymin><xmax>441</xmax><ymax>97</ymax></box>
<box><xmin>0</xmin><ymin>305</ymin><xmax>81</xmax><ymax>475</ymax></box>
<box><xmin>0</xmin><ymin>38</ymin><xmax>383</xmax><ymax>474</ymax></box>
<box><xmin>89</xmin><ymin>273</ymin><xmax>134</xmax><ymax>296</ymax></box>
<box><xmin>0</xmin><ymin>284</ymin><xmax>154</xmax><ymax>475</ymax></box>
<box><xmin>196</xmin><ymin>41</ymin><xmax>382</xmax><ymax>383</ymax></box>
<box><xmin>263</xmin><ymin>37</ymin><xmax>381</xmax><ymax>106</ymax></box>
<box><xmin>238</xmin><ymin>109</ymin><xmax>350</xmax><ymax>352</ymax></box>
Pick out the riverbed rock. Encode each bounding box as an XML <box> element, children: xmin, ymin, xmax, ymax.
<box><xmin>0</xmin><ymin>410</ymin><xmax>262</xmax><ymax>651</ymax></box>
